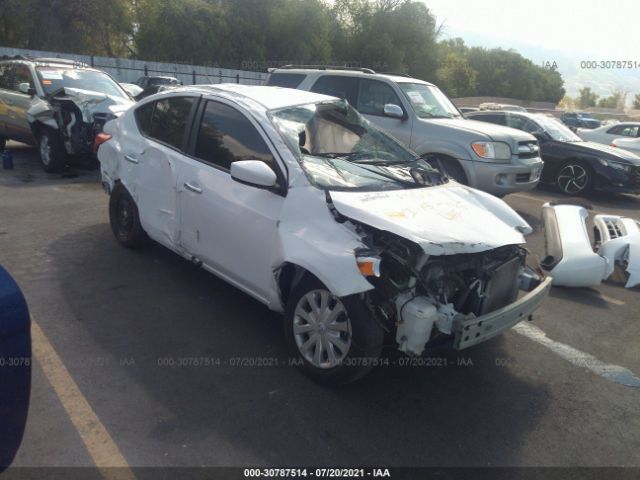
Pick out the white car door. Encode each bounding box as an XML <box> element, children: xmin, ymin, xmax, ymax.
<box><xmin>123</xmin><ymin>96</ymin><xmax>197</xmax><ymax>249</ymax></box>
<box><xmin>176</xmin><ymin>98</ymin><xmax>286</xmax><ymax>303</ymax></box>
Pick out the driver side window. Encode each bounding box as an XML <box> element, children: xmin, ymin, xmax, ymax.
<box><xmin>356</xmin><ymin>79</ymin><xmax>402</xmax><ymax>116</ymax></box>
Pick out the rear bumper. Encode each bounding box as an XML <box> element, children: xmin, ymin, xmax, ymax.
<box><xmin>453</xmin><ymin>276</ymin><xmax>552</xmax><ymax>349</ymax></box>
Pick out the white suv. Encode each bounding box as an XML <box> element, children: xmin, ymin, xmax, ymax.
<box><xmin>267</xmin><ymin>67</ymin><xmax>543</xmax><ymax>196</ymax></box>
<box><xmin>98</xmin><ymin>84</ymin><xmax>551</xmax><ymax>383</ymax></box>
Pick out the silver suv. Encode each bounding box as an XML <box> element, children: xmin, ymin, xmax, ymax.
<box><xmin>267</xmin><ymin>66</ymin><xmax>543</xmax><ymax>196</ymax></box>
<box><xmin>0</xmin><ymin>56</ymin><xmax>133</xmax><ymax>172</ymax></box>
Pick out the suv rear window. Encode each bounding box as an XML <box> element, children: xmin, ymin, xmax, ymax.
<box><xmin>266</xmin><ymin>73</ymin><xmax>306</xmax><ymax>88</ymax></box>
<box><xmin>310</xmin><ymin>76</ymin><xmax>358</xmax><ymax>105</ymax></box>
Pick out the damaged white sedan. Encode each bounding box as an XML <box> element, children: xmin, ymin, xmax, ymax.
<box><xmin>0</xmin><ymin>56</ymin><xmax>134</xmax><ymax>172</ymax></box>
<box><xmin>98</xmin><ymin>84</ymin><xmax>552</xmax><ymax>383</ymax></box>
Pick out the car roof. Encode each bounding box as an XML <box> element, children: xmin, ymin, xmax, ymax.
<box><xmin>160</xmin><ymin>84</ymin><xmax>338</xmax><ymax>110</ymax></box>
<box><xmin>270</xmin><ymin>68</ymin><xmax>434</xmax><ymax>86</ymax></box>
<box><xmin>0</xmin><ymin>56</ymin><xmax>93</xmax><ymax>70</ymax></box>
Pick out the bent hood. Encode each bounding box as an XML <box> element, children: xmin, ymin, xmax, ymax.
<box><xmin>62</xmin><ymin>87</ymin><xmax>134</xmax><ymax>122</ymax></box>
<box><xmin>330</xmin><ymin>184</ymin><xmax>531</xmax><ymax>255</ymax></box>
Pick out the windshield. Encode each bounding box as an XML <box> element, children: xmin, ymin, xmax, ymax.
<box><xmin>398</xmin><ymin>83</ymin><xmax>461</xmax><ymax>119</ymax></box>
<box><xmin>271</xmin><ymin>101</ymin><xmax>443</xmax><ymax>191</ymax></box>
<box><xmin>36</xmin><ymin>67</ymin><xmax>129</xmax><ymax>98</ymax></box>
<box><xmin>536</xmin><ymin>115</ymin><xmax>583</xmax><ymax>142</ymax></box>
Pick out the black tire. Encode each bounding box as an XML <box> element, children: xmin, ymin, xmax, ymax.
<box><xmin>555</xmin><ymin>160</ymin><xmax>593</xmax><ymax>196</ymax></box>
<box><xmin>428</xmin><ymin>156</ymin><xmax>468</xmax><ymax>185</ymax></box>
<box><xmin>109</xmin><ymin>184</ymin><xmax>150</xmax><ymax>248</ymax></box>
<box><xmin>38</xmin><ymin>128</ymin><xmax>67</xmax><ymax>173</ymax></box>
<box><xmin>284</xmin><ymin>276</ymin><xmax>384</xmax><ymax>385</ymax></box>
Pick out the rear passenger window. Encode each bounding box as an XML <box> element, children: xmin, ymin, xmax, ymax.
<box><xmin>0</xmin><ymin>64</ymin><xmax>11</xmax><ymax>90</ymax></box>
<box><xmin>357</xmin><ymin>79</ymin><xmax>402</xmax><ymax>116</ymax></box>
<box><xmin>266</xmin><ymin>73</ymin><xmax>306</xmax><ymax>88</ymax></box>
<box><xmin>148</xmin><ymin>97</ymin><xmax>195</xmax><ymax>149</ymax></box>
<box><xmin>135</xmin><ymin>102</ymin><xmax>154</xmax><ymax>135</ymax></box>
<box><xmin>310</xmin><ymin>75</ymin><xmax>358</xmax><ymax>106</ymax></box>
<box><xmin>474</xmin><ymin>113</ymin><xmax>506</xmax><ymax>126</ymax></box>
<box><xmin>195</xmin><ymin>101</ymin><xmax>274</xmax><ymax>170</ymax></box>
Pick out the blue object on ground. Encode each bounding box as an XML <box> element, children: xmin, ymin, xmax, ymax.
<box><xmin>2</xmin><ymin>150</ymin><xmax>13</xmax><ymax>170</ymax></box>
<box><xmin>0</xmin><ymin>266</ymin><xmax>31</xmax><ymax>470</ymax></box>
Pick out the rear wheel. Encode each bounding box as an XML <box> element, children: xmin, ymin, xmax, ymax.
<box><xmin>284</xmin><ymin>276</ymin><xmax>384</xmax><ymax>385</ymax></box>
<box><xmin>38</xmin><ymin>129</ymin><xmax>66</xmax><ymax>173</ymax></box>
<box><xmin>109</xmin><ymin>184</ymin><xmax>150</xmax><ymax>248</ymax></box>
<box><xmin>556</xmin><ymin>161</ymin><xmax>592</xmax><ymax>195</ymax></box>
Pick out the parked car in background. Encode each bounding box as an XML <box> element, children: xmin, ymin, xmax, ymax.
<box><xmin>467</xmin><ymin>110</ymin><xmax>640</xmax><ymax>195</ymax></box>
<box><xmin>479</xmin><ymin>102</ymin><xmax>527</xmax><ymax>112</ymax></box>
<box><xmin>134</xmin><ymin>75</ymin><xmax>182</xmax><ymax>100</ymax></box>
<box><xmin>267</xmin><ymin>66</ymin><xmax>543</xmax><ymax>197</ymax></box>
<box><xmin>611</xmin><ymin>137</ymin><xmax>640</xmax><ymax>156</ymax></box>
<box><xmin>97</xmin><ymin>84</ymin><xmax>551</xmax><ymax>383</ymax></box>
<box><xmin>0</xmin><ymin>56</ymin><xmax>134</xmax><ymax>172</ymax></box>
<box><xmin>561</xmin><ymin>111</ymin><xmax>601</xmax><ymax>130</ymax></box>
<box><xmin>119</xmin><ymin>82</ymin><xmax>143</xmax><ymax>99</ymax></box>
<box><xmin>578</xmin><ymin>122</ymin><xmax>640</xmax><ymax>145</ymax></box>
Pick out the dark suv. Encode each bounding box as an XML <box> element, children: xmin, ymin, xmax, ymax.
<box><xmin>134</xmin><ymin>76</ymin><xmax>182</xmax><ymax>100</ymax></box>
<box><xmin>0</xmin><ymin>56</ymin><xmax>133</xmax><ymax>172</ymax></box>
<box><xmin>561</xmin><ymin>112</ymin><xmax>601</xmax><ymax>130</ymax></box>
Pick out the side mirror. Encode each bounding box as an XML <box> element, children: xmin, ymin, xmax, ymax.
<box><xmin>383</xmin><ymin>104</ymin><xmax>404</xmax><ymax>119</ymax></box>
<box><xmin>230</xmin><ymin>160</ymin><xmax>278</xmax><ymax>189</ymax></box>
<box><xmin>532</xmin><ymin>130</ymin><xmax>549</xmax><ymax>142</ymax></box>
<box><xmin>18</xmin><ymin>83</ymin><xmax>34</xmax><ymax>96</ymax></box>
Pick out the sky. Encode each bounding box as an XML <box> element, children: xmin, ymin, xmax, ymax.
<box><xmin>424</xmin><ymin>0</ymin><xmax>640</xmax><ymax>101</ymax></box>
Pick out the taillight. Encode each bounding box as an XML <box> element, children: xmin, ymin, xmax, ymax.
<box><xmin>93</xmin><ymin>132</ymin><xmax>112</xmax><ymax>154</ymax></box>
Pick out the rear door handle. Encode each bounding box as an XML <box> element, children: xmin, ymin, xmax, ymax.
<box><xmin>124</xmin><ymin>154</ymin><xmax>139</xmax><ymax>164</ymax></box>
<box><xmin>184</xmin><ymin>182</ymin><xmax>202</xmax><ymax>194</ymax></box>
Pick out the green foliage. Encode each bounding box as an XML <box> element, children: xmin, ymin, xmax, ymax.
<box><xmin>631</xmin><ymin>93</ymin><xmax>640</xmax><ymax>110</ymax></box>
<box><xmin>577</xmin><ymin>87</ymin><xmax>598</xmax><ymax>108</ymax></box>
<box><xmin>597</xmin><ymin>89</ymin><xmax>626</xmax><ymax>110</ymax></box>
<box><xmin>0</xmin><ymin>0</ymin><xmax>565</xmax><ymax>103</ymax></box>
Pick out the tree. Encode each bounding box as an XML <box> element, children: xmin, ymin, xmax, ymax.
<box><xmin>598</xmin><ymin>89</ymin><xmax>627</xmax><ymax>110</ymax></box>
<box><xmin>632</xmin><ymin>93</ymin><xmax>640</xmax><ymax>110</ymax></box>
<box><xmin>435</xmin><ymin>51</ymin><xmax>477</xmax><ymax>97</ymax></box>
<box><xmin>577</xmin><ymin>87</ymin><xmax>598</xmax><ymax>108</ymax></box>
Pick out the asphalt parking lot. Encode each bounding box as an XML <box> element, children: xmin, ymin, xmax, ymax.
<box><xmin>1</xmin><ymin>141</ymin><xmax>639</xmax><ymax>472</ymax></box>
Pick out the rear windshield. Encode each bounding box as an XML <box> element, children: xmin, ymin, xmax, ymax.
<box><xmin>266</xmin><ymin>73</ymin><xmax>307</xmax><ymax>88</ymax></box>
<box><xmin>36</xmin><ymin>67</ymin><xmax>129</xmax><ymax>98</ymax></box>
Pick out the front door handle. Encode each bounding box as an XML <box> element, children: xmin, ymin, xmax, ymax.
<box><xmin>124</xmin><ymin>154</ymin><xmax>139</xmax><ymax>164</ymax></box>
<box><xmin>184</xmin><ymin>182</ymin><xmax>202</xmax><ymax>194</ymax></box>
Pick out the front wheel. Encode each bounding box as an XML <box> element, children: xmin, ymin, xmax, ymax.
<box><xmin>556</xmin><ymin>161</ymin><xmax>592</xmax><ymax>195</ymax></box>
<box><xmin>38</xmin><ymin>129</ymin><xmax>67</xmax><ymax>173</ymax></box>
<box><xmin>284</xmin><ymin>277</ymin><xmax>384</xmax><ymax>385</ymax></box>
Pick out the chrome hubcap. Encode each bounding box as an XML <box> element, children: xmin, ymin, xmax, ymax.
<box><xmin>293</xmin><ymin>290</ymin><xmax>352</xmax><ymax>369</ymax></box>
<box><xmin>557</xmin><ymin>164</ymin><xmax>588</xmax><ymax>194</ymax></box>
<box><xmin>40</xmin><ymin>136</ymin><xmax>51</xmax><ymax>166</ymax></box>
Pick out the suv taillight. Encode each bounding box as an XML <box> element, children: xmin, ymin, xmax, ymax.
<box><xmin>93</xmin><ymin>132</ymin><xmax>112</xmax><ymax>154</ymax></box>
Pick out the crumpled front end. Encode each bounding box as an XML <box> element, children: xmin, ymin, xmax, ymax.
<box><xmin>27</xmin><ymin>87</ymin><xmax>133</xmax><ymax>157</ymax></box>
<box><xmin>541</xmin><ymin>203</ymin><xmax>640</xmax><ymax>289</ymax></box>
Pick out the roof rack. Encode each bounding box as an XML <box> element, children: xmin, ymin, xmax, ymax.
<box><xmin>379</xmin><ymin>72</ymin><xmax>413</xmax><ymax>78</ymax></box>
<box><xmin>0</xmin><ymin>55</ymin><xmax>89</xmax><ymax>67</ymax></box>
<box><xmin>278</xmin><ymin>65</ymin><xmax>376</xmax><ymax>74</ymax></box>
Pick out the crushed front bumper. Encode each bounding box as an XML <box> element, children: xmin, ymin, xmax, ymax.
<box><xmin>453</xmin><ymin>276</ymin><xmax>552</xmax><ymax>349</ymax></box>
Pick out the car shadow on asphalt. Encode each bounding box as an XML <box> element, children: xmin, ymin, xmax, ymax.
<box><xmin>44</xmin><ymin>224</ymin><xmax>552</xmax><ymax>467</ymax></box>
<box><xmin>534</xmin><ymin>184</ymin><xmax>640</xmax><ymax>212</ymax></box>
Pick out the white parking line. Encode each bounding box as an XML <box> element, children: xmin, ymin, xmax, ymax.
<box><xmin>514</xmin><ymin>322</ymin><xmax>640</xmax><ymax>388</ymax></box>
<box><xmin>31</xmin><ymin>319</ymin><xmax>137</xmax><ymax>480</ymax></box>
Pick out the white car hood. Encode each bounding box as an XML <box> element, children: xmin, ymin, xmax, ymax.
<box><xmin>330</xmin><ymin>184</ymin><xmax>531</xmax><ymax>255</ymax></box>
<box><xmin>63</xmin><ymin>87</ymin><xmax>133</xmax><ymax>121</ymax></box>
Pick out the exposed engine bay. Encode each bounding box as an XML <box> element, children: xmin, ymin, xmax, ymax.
<box><xmin>27</xmin><ymin>87</ymin><xmax>132</xmax><ymax>156</ymax></box>
<box><xmin>352</xmin><ymin>222</ymin><xmax>542</xmax><ymax>356</ymax></box>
